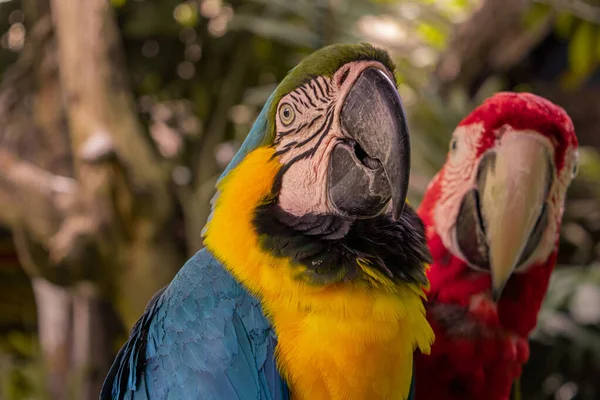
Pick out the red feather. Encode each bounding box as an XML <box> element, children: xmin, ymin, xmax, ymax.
<box><xmin>415</xmin><ymin>92</ymin><xmax>576</xmax><ymax>400</ymax></box>
<box><xmin>459</xmin><ymin>92</ymin><xmax>577</xmax><ymax>169</ymax></box>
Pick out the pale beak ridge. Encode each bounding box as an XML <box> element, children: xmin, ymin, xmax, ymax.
<box><xmin>478</xmin><ymin>133</ymin><xmax>552</xmax><ymax>301</ymax></box>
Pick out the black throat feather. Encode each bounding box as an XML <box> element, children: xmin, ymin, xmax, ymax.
<box><xmin>253</xmin><ymin>200</ymin><xmax>432</xmax><ymax>286</ymax></box>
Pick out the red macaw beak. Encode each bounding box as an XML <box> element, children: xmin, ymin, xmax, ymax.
<box><xmin>478</xmin><ymin>131</ymin><xmax>553</xmax><ymax>301</ymax></box>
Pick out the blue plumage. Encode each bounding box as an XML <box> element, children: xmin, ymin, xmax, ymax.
<box><xmin>101</xmin><ymin>248</ymin><xmax>289</xmax><ymax>400</ymax></box>
<box><xmin>202</xmin><ymin>92</ymin><xmax>273</xmax><ymax>236</ymax></box>
<box><xmin>101</xmin><ymin>44</ymin><xmax>423</xmax><ymax>399</ymax></box>
<box><xmin>101</xmin><ymin>93</ymin><xmax>289</xmax><ymax>399</ymax></box>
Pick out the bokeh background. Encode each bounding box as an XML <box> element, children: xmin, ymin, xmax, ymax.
<box><xmin>0</xmin><ymin>0</ymin><xmax>599</xmax><ymax>399</ymax></box>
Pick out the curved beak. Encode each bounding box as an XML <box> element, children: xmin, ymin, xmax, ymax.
<box><xmin>478</xmin><ymin>132</ymin><xmax>553</xmax><ymax>301</ymax></box>
<box><xmin>338</xmin><ymin>67</ymin><xmax>411</xmax><ymax>220</ymax></box>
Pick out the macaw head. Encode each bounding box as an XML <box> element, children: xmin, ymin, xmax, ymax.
<box><xmin>206</xmin><ymin>43</ymin><xmax>430</xmax><ymax>291</ymax></box>
<box><xmin>420</xmin><ymin>92</ymin><xmax>579</xmax><ymax>303</ymax></box>
<box><xmin>252</xmin><ymin>43</ymin><xmax>410</xmax><ymax>221</ymax></box>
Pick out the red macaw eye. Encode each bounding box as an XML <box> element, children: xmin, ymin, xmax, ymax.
<box><xmin>572</xmin><ymin>161</ymin><xmax>579</xmax><ymax>178</ymax></box>
<box><xmin>450</xmin><ymin>138</ymin><xmax>458</xmax><ymax>151</ymax></box>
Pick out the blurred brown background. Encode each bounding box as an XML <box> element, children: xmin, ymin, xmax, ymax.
<box><xmin>0</xmin><ymin>0</ymin><xmax>599</xmax><ymax>399</ymax></box>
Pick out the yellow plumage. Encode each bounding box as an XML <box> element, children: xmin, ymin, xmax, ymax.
<box><xmin>204</xmin><ymin>147</ymin><xmax>434</xmax><ymax>400</ymax></box>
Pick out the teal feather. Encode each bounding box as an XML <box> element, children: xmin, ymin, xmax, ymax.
<box><xmin>202</xmin><ymin>91</ymin><xmax>275</xmax><ymax>235</ymax></box>
<box><xmin>101</xmin><ymin>42</ymin><xmax>413</xmax><ymax>400</ymax></box>
<box><xmin>101</xmin><ymin>92</ymin><xmax>288</xmax><ymax>399</ymax></box>
<box><xmin>100</xmin><ymin>248</ymin><xmax>289</xmax><ymax>400</ymax></box>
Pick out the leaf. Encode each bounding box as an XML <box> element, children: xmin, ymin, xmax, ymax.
<box><xmin>513</xmin><ymin>82</ymin><xmax>534</xmax><ymax>93</ymax></box>
<box><xmin>596</xmin><ymin>26</ymin><xmax>600</xmax><ymax>64</ymax></box>
<box><xmin>140</xmin><ymin>73</ymin><xmax>162</xmax><ymax>94</ymax></box>
<box><xmin>123</xmin><ymin>2</ymin><xmax>182</xmax><ymax>37</ymax></box>
<box><xmin>416</xmin><ymin>23</ymin><xmax>447</xmax><ymax>50</ymax></box>
<box><xmin>579</xmin><ymin>147</ymin><xmax>600</xmax><ymax>181</ymax></box>
<box><xmin>228</xmin><ymin>14</ymin><xmax>319</xmax><ymax>47</ymax></box>
<box><xmin>110</xmin><ymin>0</ymin><xmax>127</xmax><ymax>8</ymax></box>
<box><xmin>244</xmin><ymin>0</ymin><xmax>315</xmax><ymax>20</ymax></box>
<box><xmin>568</xmin><ymin>21</ymin><xmax>597</xmax><ymax>80</ymax></box>
<box><xmin>555</xmin><ymin>11</ymin><xmax>575</xmax><ymax>39</ymax></box>
<box><xmin>523</xmin><ymin>2</ymin><xmax>551</xmax><ymax>30</ymax></box>
<box><xmin>173</xmin><ymin>3</ymin><xmax>199</xmax><ymax>28</ymax></box>
<box><xmin>448</xmin><ymin>0</ymin><xmax>470</xmax><ymax>9</ymax></box>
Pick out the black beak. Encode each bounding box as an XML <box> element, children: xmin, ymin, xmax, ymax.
<box><xmin>328</xmin><ymin>67</ymin><xmax>411</xmax><ymax>220</ymax></box>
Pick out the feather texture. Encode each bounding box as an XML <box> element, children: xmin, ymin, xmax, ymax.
<box><xmin>253</xmin><ymin>201</ymin><xmax>431</xmax><ymax>286</ymax></box>
<box><xmin>204</xmin><ymin>147</ymin><xmax>433</xmax><ymax>400</ymax></box>
<box><xmin>100</xmin><ymin>248</ymin><xmax>289</xmax><ymax>400</ymax></box>
<box><xmin>103</xmin><ymin>43</ymin><xmax>430</xmax><ymax>400</ymax></box>
<box><xmin>414</xmin><ymin>92</ymin><xmax>578</xmax><ymax>400</ymax></box>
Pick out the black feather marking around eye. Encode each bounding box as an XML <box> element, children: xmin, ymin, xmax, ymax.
<box><xmin>314</xmin><ymin>79</ymin><xmax>326</xmax><ymax>99</ymax></box>
<box><xmin>278</xmin><ymin>120</ymin><xmax>307</xmax><ymax>140</ymax></box>
<box><xmin>323</xmin><ymin>78</ymin><xmax>332</xmax><ymax>96</ymax></box>
<box><xmin>293</xmin><ymin>107</ymin><xmax>333</xmax><ymax>150</ymax></box>
<box><xmin>309</xmin><ymin>81</ymin><xmax>319</xmax><ymax>99</ymax></box>
<box><xmin>278</xmin><ymin>127</ymin><xmax>297</xmax><ymax>137</ymax></box>
<box><xmin>310</xmin><ymin>79</ymin><xmax>332</xmax><ymax>109</ymax></box>
<box><xmin>275</xmin><ymin>106</ymin><xmax>333</xmax><ymax>158</ymax></box>
<box><xmin>283</xmin><ymin>140</ymin><xmax>298</xmax><ymax>150</ymax></box>
<box><xmin>298</xmin><ymin>97</ymin><xmax>310</xmax><ymax>108</ymax></box>
<box><xmin>338</xmin><ymin>69</ymin><xmax>350</xmax><ymax>86</ymax></box>
<box><xmin>306</xmin><ymin>114</ymin><xmax>323</xmax><ymax>129</ymax></box>
<box><xmin>306</xmin><ymin>107</ymin><xmax>334</xmax><ymax>157</ymax></box>
<box><xmin>270</xmin><ymin>149</ymin><xmax>311</xmax><ymax>194</ymax></box>
<box><xmin>309</xmin><ymin>81</ymin><xmax>326</xmax><ymax>104</ymax></box>
<box><xmin>291</xmin><ymin>102</ymin><xmax>302</xmax><ymax>115</ymax></box>
<box><xmin>253</xmin><ymin>202</ymin><xmax>431</xmax><ymax>286</ymax></box>
<box><xmin>291</xmin><ymin>94</ymin><xmax>310</xmax><ymax>109</ymax></box>
<box><xmin>274</xmin><ymin>103</ymin><xmax>329</xmax><ymax>159</ymax></box>
<box><xmin>273</xmin><ymin>141</ymin><xmax>298</xmax><ymax>157</ymax></box>
<box><xmin>299</xmin><ymin>86</ymin><xmax>317</xmax><ymax>108</ymax></box>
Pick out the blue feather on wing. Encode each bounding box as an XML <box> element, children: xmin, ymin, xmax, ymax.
<box><xmin>100</xmin><ymin>249</ymin><xmax>289</xmax><ymax>400</ymax></box>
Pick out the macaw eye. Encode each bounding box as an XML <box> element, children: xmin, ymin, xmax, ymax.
<box><xmin>571</xmin><ymin>160</ymin><xmax>579</xmax><ymax>179</ymax></box>
<box><xmin>450</xmin><ymin>137</ymin><xmax>458</xmax><ymax>152</ymax></box>
<box><xmin>279</xmin><ymin>103</ymin><xmax>295</xmax><ymax>126</ymax></box>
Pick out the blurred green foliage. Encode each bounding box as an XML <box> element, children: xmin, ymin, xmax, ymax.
<box><xmin>0</xmin><ymin>333</ymin><xmax>44</xmax><ymax>400</ymax></box>
<box><xmin>1</xmin><ymin>0</ymin><xmax>600</xmax><ymax>399</ymax></box>
<box><xmin>525</xmin><ymin>1</ymin><xmax>600</xmax><ymax>88</ymax></box>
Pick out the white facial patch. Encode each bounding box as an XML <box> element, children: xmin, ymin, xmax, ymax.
<box><xmin>274</xmin><ymin>60</ymin><xmax>395</xmax><ymax>217</ymax></box>
<box><xmin>433</xmin><ymin>123</ymin><xmax>485</xmax><ymax>258</ymax></box>
<box><xmin>432</xmin><ymin>124</ymin><xmax>579</xmax><ymax>272</ymax></box>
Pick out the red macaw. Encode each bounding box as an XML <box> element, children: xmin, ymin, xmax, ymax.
<box><xmin>415</xmin><ymin>92</ymin><xmax>579</xmax><ymax>400</ymax></box>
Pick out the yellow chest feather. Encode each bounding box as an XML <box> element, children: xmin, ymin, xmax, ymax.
<box><xmin>204</xmin><ymin>147</ymin><xmax>433</xmax><ymax>400</ymax></box>
<box><xmin>267</xmin><ymin>300</ymin><xmax>424</xmax><ymax>400</ymax></box>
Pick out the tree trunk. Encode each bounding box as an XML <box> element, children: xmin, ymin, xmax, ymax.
<box><xmin>32</xmin><ymin>278</ymin><xmax>72</xmax><ymax>400</ymax></box>
<box><xmin>435</xmin><ymin>0</ymin><xmax>550</xmax><ymax>96</ymax></box>
<box><xmin>71</xmin><ymin>283</ymin><xmax>114</xmax><ymax>400</ymax></box>
<box><xmin>0</xmin><ymin>0</ymin><xmax>185</xmax><ymax>398</ymax></box>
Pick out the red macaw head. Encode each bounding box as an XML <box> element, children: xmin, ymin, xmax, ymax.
<box><xmin>419</xmin><ymin>92</ymin><xmax>578</xmax><ymax>336</ymax></box>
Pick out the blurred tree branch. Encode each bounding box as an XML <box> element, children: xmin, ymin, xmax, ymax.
<box><xmin>184</xmin><ymin>35</ymin><xmax>253</xmax><ymax>250</ymax></box>
<box><xmin>0</xmin><ymin>0</ymin><xmax>185</xmax><ymax>398</ymax></box>
<box><xmin>435</xmin><ymin>0</ymin><xmax>600</xmax><ymax>153</ymax></box>
<box><xmin>436</xmin><ymin>0</ymin><xmax>551</xmax><ymax>96</ymax></box>
<box><xmin>50</xmin><ymin>0</ymin><xmax>170</xmax><ymax>209</ymax></box>
<box><xmin>535</xmin><ymin>0</ymin><xmax>600</xmax><ymax>24</ymax></box>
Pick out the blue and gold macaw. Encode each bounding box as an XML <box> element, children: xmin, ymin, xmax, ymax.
<box><xmin>101</xmin><ymin>43</ymin><xmax>434</xmax><ymax>400</ymax></box>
